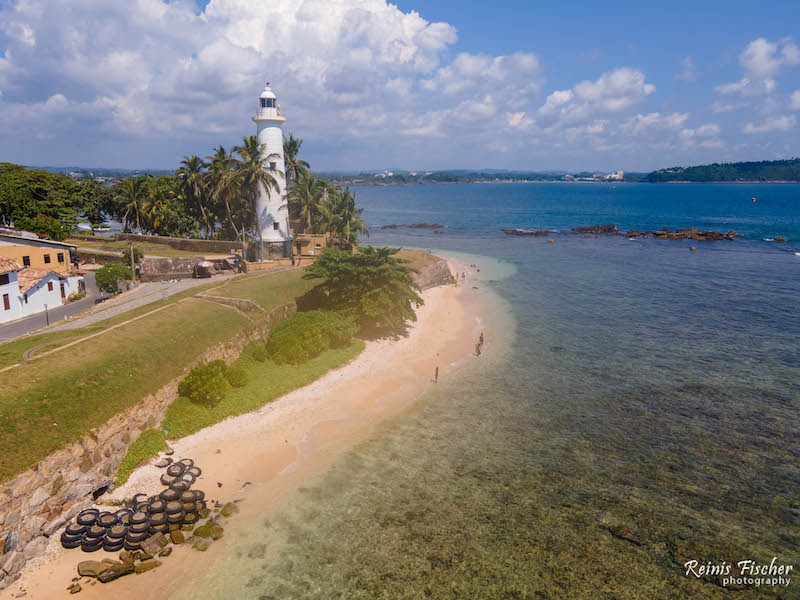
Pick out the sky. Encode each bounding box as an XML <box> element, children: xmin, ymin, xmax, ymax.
<box><xmin>1</xmin><ymin>0</ymin><xmax>800</xmax><ymax>172</ymax></box>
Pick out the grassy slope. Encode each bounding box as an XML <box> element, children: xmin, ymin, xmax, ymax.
<box><xmin>68</xmin><ymin>238</ymin><xmax>205</xmax><ymax>258</ymax></box>
<box><xmin>0</xmin><ymin>300</ymin><xmax>249</xmax><ymax>482</ymax></box>
<box><xmin>116</xmin><ymin>339</ymin><xmax>364</xmax><ymax>483</ymax></box>
<box><xmin>215</xmin><ymin>269</ymin><xmax>315</xmax><ymax>311</ymax></box>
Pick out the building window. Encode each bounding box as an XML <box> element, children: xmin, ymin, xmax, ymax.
<box><xmin>44</xmin><ymin>254</ymin><xmax>51</xmax><ymax>264</ymax></box>
<box><xmin>3</xmin><ymin>294</ymin><xmax>9</xmax><ymax>311</ymax></box>
<box><xmin>0</xmin><ymin>274</ymin><xmax>8</xmax><ymax>286</ymax></box>
<box><xmin>24</xmin><ymin>293</ymin><xmax>27</xmax><ymax>304</ymax></box>
<box><xmin>23</xmin><ymin>256</ymin><xmax>31</xmax><ymax>267</ymax></box>
<box><xmin>273</xmin><ymin>223</ymin><xmax>279</xmax><ymax>231</ymax></box>
<box><xmin>58</xmin><ymin>253</ymin><xmax>64</xmax><ymax>263</ymax></box>
<box><xmin>315</xmin><ymin>243</ymin><xmax>321</xmax><ymax>248</ymax></box>
<box><xmin>48</xmin><ymin>281</ymin><xmax>53</xmax><ymax>292</ymax></box>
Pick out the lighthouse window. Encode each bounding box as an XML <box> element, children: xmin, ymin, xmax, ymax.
<box><xmin>273</xmin><ymin>223</ymin><xmax>280</xmax><ymax>231</ymax></box>
<box><xmin>260</xmin><ymin>99</ymin><xmax>267</xmax><ymax>108</ymax></box>
<box><xmin>270</xmin><ymin>161</ymin><xmax>276</xmax><ymax>170</ymax></box>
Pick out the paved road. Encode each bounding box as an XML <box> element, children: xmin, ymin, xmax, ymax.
<box><xmin>45</xmin><ymin>272</ymin><xmax>237</xmax><ymax>332</ymax></box>
<box><xmin>0</xmin><ymin>272</ymin><xmax>99</xmax><ymax>342</ymax></box>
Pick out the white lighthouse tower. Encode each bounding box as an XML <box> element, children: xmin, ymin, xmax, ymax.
<box><xmin>253</xmin><ymin>83</ymin><xmax>292</xmax><ymax>258</ymax></box>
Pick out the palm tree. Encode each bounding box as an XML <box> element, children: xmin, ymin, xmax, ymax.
<box><xmin>143</xmin><ymin>187</ymin><xmax>168</xmax><ymax>233</ymax></box>
<box><xmin>114</xmin><ymin>178</ymin><xmax>146</xmax><ymax>233</ymax></box>
<box><xmin>206</xmin><ymin>146</ymin><xmax>244</xmax><ymax>240</ymax></box>
<box><xmin>288</xmin><ymin>173</ymin><xmax>328</xmax><ymax>233</ymax></box>
<box><xmin>329</xmin><ymin>187</ymin><xmax>368</xmax><ymax>247</ymax></box>
<box><xmin>233</xmin><ymin>135</ymin><xmax>282</xmax><ymax>247</ymax></box>
<box><xmin>176</xmin><ymin>155</ymin><xmax>211</xmax><ymax>238</ymax></box>
<box><xmin>283</xmin><ymin>133</ymin><xmax>309</xmax><ymax>187</ymax></box>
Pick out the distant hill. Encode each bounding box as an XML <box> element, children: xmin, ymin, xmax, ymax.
<box><xmin>645</xmin><ymin>158</ymin><xmax>800</xmax><ymax>182</ymax></box>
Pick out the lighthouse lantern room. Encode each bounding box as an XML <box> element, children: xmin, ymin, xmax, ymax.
<box><xmin>252</xmin><ymin>83</ymin><xmax>292</xmax><ymax>259</ymax></box>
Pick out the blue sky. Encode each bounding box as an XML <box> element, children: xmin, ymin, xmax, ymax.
<box><xmin>1</xmin><ymin>0</ymin><xmax>799</xmax><ymax>171</ymax></box>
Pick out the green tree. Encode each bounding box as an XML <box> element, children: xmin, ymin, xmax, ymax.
<box><xmin>288</xmin><ymin>173</ymin><xmax>329</xmax><ymax>233</ymax></box>
<box><xmin>233</xmin><ymin>135</ymin><xmax>282</xmax><ymax>248</ymax></box>
<box><xmin>326</xmin><ymin>187</ymin><xmax>368</xmax><ymax>247</ymax></box>
<box><xmin>143</xmin><ymin>187</ymin><xmax>169</xmax><ymax>232</ymax></box>
<box><xmin>121</xmin><ymin>244</ymin><xmax>144</xmax><ymax>265</ymax></box>
<box><xmin>283</xmin><ymin>133</ymin><xmax>309</xmax><ymax>187</ymax></box>
<box><xmin>206</xmin><ymin>146</ymin><xmax>245</xmax><ymax>241</ymax></box>
<box><xmin>95</xmin><ymin>263</ymin><xmax>133</xmax><ymax>293</ymax></box>
<box><xmin>114</xmin><ymin>178</ymin><xmax>147</xmax><ymax>233</ymax></box>
<box><xmin>176</xmin><ymin>155</ymin><xmax>212</xmax><ymax>238</ymax></box>
<box><xmin>299</xmin><ymin>247</ymin><xmax>422</xmax><ymax>335</ymax></box>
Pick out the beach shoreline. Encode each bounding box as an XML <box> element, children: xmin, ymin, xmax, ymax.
<box><xmin>5</xmin><ymin>257</ymin><xmax>489</xmax><ymax>600</ymax></box>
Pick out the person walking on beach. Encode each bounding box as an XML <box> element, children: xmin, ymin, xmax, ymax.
<box><xmin>479</xmin><ymin>332</ymin><xmax>484</xmax><ymax>346</ymax></box>
<box><xmin>434</xmin><ymin>366</ymin><xmax>439</xmax><ymax>383</ymax></box>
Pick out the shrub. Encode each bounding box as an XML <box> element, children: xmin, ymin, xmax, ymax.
<box><xmin>252</xmin><ymin>343</ymin><xmax>267</xmax><ymax>362</ymax></box>
<box><xmin>266</xmin><ymin>310</ymin><xmax>357</xmax><ymax>365</ymax></box>
<box><xmin>178</xmin><ymin>361</ymin><xmax>229</xmax><ymax>407</ymax></box>
<box><xmin>95</xmin><ymin>263</ymin><xmax>132</xmax><ymax>294</ymax></box>
<box><xmin>122</xmin><ymin>244</ymin><xmax>144</xmax><ymax>265</ymax></box>
<box><xmin>67</xmin><ymin>291</ymin><xmax>85</xmax><ymax>302</ymax></box>
<box><xmin>225</xmin><ymin>364</ymin><xmax>248</xmax><ymax>388</ymax></box>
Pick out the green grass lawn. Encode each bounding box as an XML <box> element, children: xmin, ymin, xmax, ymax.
<box><xmin>116</xmin><ymin>339</ymin><xmax>364</xmax><ymax>484</ymax></box>
<box><xmin>68</xmin><ymin>238</ymin><xmax>206</xmax><ymax>258</ymax></box>
<box><xmin>0</xmin><ymin>300</ymin><xmax>250</xmax><ymax>482</ymax></box>
<box><xmin>215</xmin><ymin>269</ymin><xmax>315</xmax><ymax>311</ymax></box>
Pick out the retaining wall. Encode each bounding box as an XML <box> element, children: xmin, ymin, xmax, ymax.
<box><xmin>115</xmin><ymin>233</ymin><xmax>245</xmax><ymax>255</ymax></box>
<box><xmin>0</xmin><ymin>302</ymin><xmax>295</xmax><ymax>589</ymax></box>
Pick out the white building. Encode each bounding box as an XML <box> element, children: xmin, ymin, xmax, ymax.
<box><xmin>252</xmin><ymin>83</ymin><xmax>292</xmax><ymax>258</ymax></box>
<box><xmin>0</xmin><ymin>258</ymin><xmax>24</xmax><ymax>323</ymax></box>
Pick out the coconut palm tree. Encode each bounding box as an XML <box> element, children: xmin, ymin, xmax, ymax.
<box><xmin>288</xmin><ymin>173</ymin><xmax>329</xmax><ymax>233</ymax></box>
<box><xmin>329</xmin><ymin>187</ymin><xmax>368</xmax><ymax>247</ymax></box>
<box><xmin>143</xmin><ymin>187</ymin><xmax>168</xmax><ymax>233</ymax></box>
<box><xmin>206</xmin><ymin>146</ymin><xmax>244</xmax><ymax>241</ymax></box>
<box><xmin>176</xmin><ymin>155</ymin><xmax>212</xmax><ymax>238</ymax></box>
<box><xmin>233</xmin><ymin>135</ymin><xmax>282</xmax><ymax>246</ymax></box>
<box><xmin>283</xmin><ymin>133</ymin><xmax>309</xmax><ymax>187</ymax></box>
<box><xmin>114</xmin><ymin>178</ymin><xmax>147</xmax><ymax>233</ymax></box>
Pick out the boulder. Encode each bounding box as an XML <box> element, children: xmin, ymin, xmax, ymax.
<box><xmin>42</xmin><ymin>516</ymin><xmax>67</xmax><ymax>537</ymax></box>
<box><xmin>139</xmin><ymin>532</ymin><xmax>168</xmax><ymax>557</ymax></box>
<box><xmin>1</xmin><ymin>551</ymin><xmax>25</xmax><ymax>577</ymax></box>
<box><xmin>3</xmin><ymin>531</ymin><xmax>20</xmax><ymax>554</ymax></box>
<box><xmin>158</xmin><ymin>547</ymin><xmax>173</xmax><ymax>557</ymax></box>
<box><xmin>97</xmin><ymin>562</ymin><xmax>135</xmax><ymax>583</ymax></box>
<box><xmin>193</xmin><ymin>522</ymin><xmax>224</xmax><ymax>540</ymax></box>
<box><xmin>67</xmin><ymin>583</ymin><xmax>81</xmax><ymax>594</ymax></box>
<box><xmin>22</xmin><ymin>536</ymin><xmax>48</xmax><ymax>560</ymax></box>
<box><xmin>775</xmin><ymin>236</ymin><xmax>786</xmax><ymax>242</ymax></box>
<box><xmin>191</xmin><ymin>538</ymin><xmax>211</xmax><ymax>552</ymax></box>
<box><xmin>134</xmin><ymin>560</ymin><xmax>162</xmax><ymax>574</ymax></box>
<box><xmin>726</xmin><ymin>230</ymin><xmax>741</xmax><ymax>237</ymax></box>
<box><xmin>77</xmin><ymin>561</ymin><xmax>110</xmax><ymax>578</ymax></box>
<box><xmin>169</xmin><ymin>530</ymin><xmax>184</xmax><ymax>545</ymax></box>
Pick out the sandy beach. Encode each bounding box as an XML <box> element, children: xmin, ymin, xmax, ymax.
<box><xmin>5</xmin><ymin>258</ymin><xmax>488</xmax><ymax>599</ymax></box>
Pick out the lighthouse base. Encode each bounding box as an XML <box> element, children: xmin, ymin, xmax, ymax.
<box><xmin>248</xmin><ymin>240</ymin><xmax>293</xmax><ymax>261</ymax></box>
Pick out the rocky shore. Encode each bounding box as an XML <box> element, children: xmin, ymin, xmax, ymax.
<box><xmin>502</xmin><ymin>224</ymin><xmax>751</xmax><ymax>241</ymax></box>
<box><xmin>380</xmin><ymin>223</ymin><xmax>445</xmax><ymax>229</ymax></box>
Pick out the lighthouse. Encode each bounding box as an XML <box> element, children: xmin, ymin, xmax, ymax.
<box><xmin>252</xmin><ymin>83</ymin><xmax>292</xmax><ymax>258</ymax></box>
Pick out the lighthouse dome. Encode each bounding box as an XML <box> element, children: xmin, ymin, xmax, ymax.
<box><xmin>259</xmin><ymin>85</ymin><xmax>277</xmax><ymax>100</ymax></box>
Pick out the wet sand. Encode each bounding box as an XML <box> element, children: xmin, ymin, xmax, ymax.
<box><xmin>7</xmin><ymin>259</ymin><xmax>488</xmax><ymax>600</ymax></box>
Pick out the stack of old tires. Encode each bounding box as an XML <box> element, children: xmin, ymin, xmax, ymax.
<box><xmin>60</xmin><ymin>458</ymin><xmax>207</xmax><ymax>553</ymax></box>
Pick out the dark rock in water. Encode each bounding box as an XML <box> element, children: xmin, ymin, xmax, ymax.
<box><xmin>502</xmin><ymin>228</ymin><xmax>550</xmax><ymax>236</ymax></box>
<box><xmin>194</xmin><ymin>523</ymin><xmax>224</xmax><ymax>540</ymax></box>
<box><xmin>606</xmin><ymin>524</ymin><xmax>645</xmax><ymax>546</ymax></box>
<box><xmin>726</xmin><ymin>230</ymin><xmax>741</xmax><ymax>238</ymax></box>
<box><xmin>379</xmin><ymin>224</ymin><xmax>398</xmax><ymax>229</ymax></box>
<box><xmin>134</xmin><ymin>560</ymin><xmax>162</xmax><ymax>574</ymax></box>
<box><xmin>774</xmin><ymin>236</ymin><xmax>786</xmax><ymax>242</ymax></box>
<box><xmin>77</xmin><ymin>561</ymin><xmax>109</xmax><ymax>578</ymax></box>
<box><xmin>571</xmin><ymin>224</ymin><xmax>619</xmax><ymax>234</ymax></box>
<box><xmin>630</xmin><ymin>228</ymin><xmax>738</xmax><ymax>242</ymax></box>
<box><xmin>626</xmin><ymin>229</ymin><xmax>647</xmax><ymax>238</ymax></box>
<box><xmin>96</xmin><ymin>562</ymin><xmax>134</xmax><ymax>583</ymax></box>
<box><xmin>191</xmin><ymin>538</ymin><xmax>211</xmax><ymax>552</ymax></box>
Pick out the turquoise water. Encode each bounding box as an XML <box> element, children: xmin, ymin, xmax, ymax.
<box><xmin>176</xmin><ymin>183</ymin><xmax>799</xmax><ymax>599</ymax></box>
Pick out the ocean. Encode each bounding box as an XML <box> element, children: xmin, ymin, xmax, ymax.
<box><xmin>174</xmin><ymin>183</ymin><xmax>799</xmax><ymax>599</ymax></box>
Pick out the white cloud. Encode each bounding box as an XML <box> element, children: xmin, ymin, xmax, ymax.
<box><xmin>742</xmin><ymin>115</ymin><xmax>797</xmax><ymax>134</ymax></box>
<box><xmin>572</xmin><ymin>68</ymin><xmax>655</xmax><ymax>111</ymax></box>
<box><xmin>716</xmin><ymin>37</ymin><xmax>800</xmax><ymax>97</ymax></box>
<box><xmin>790</xmin><ymin>90</ymin><xmax>800</xmax><ymax>110</ymax></box>
<box><xmin>677</xmin><ymin>56</ymin><xmax>696</xmax><ymax>82</ymax></box>
<box><xmin>712</xmin><ymin>100</ymin><xmax>748</xmax><ymax>113</ymax></box>
<box><xmin>621</xmin><ymin>112</ymin><xmax>689</xmax><ymax>135</ymax></box>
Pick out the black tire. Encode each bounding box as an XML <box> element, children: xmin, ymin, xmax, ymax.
<box><xmin>65</xmin><ymin>522</ymin><xmax>87</xmax><ymax>536</ymax></box>
<box><xmin>187</xmin><ymin>466</ymin><xmax>202</xmax><ymax>478</ymax></box>
<box><xmin>149</xmin><ymin>512</ymin><xmax>168</xmax><ymax>527</ymax></box>
<box><xmin>160</xmin><ymin>473</ymin><xmax>177</xmax><ymax>486</ymax></box>
<box><xmin>182</xmin><ymin>502</ymin><xmax>197</xmax><ymax>514</ymax></box>
<box><xmin>135</xmin><ymin>502</ymin><xmax>151</xmax><ymax>513</ymax></box>
<box><xmin>84</xmin><ymin>525</ymin><xmax>106</xmax><ymax>539</ymax></box>
<box><xmin>180</xmin><ymin>473</ymin><xmax>196</xmax><ymax>485</ymax></box>
<box><xmin>166</xmin><ymin>510</ymin><xmax>186</xmax><ymax>524</ymax></box>
<box><xmin>169</xmin><ymin>481</ymin><xmax>190</xmax><ymax>493</ymax></box>
<box><xmin>166</xmin><ymin>463</ymin><xmax>186</xmax><ymax>478</ymax></box>
<box><xmin>129</xmin><ymin>522</ymin><xmax>149</xmax><ymax>535</ymax></box>
<box><xmin>106</xmin><ymin>525</ymin><xmax>127</xmax><ymax>540</ymax></box>
<box><xmin>130</xmin><ymin>511</ymin><xmax>149</xmax><ymax>525</ymax></box>
<box><xmin>61</xmin><ymin>531</ymin><xmax>82</xmax><ymax>546</ymax></box>
<box><xmin>183</xmin><ymin>513</ymin><xmax>199</xmax><ymax>525</ymax></box>
<box><xmin>148</xmin><ymin>500</ymin><xmax>166</xmax><ymax>514</ymax></box>
<box><xmin>159</xmin><ymin>488</ymin><xmax>180</xmax><ymax>502</ymax></box>
<box><xmin>179</xmin><ymin>458</ymin><xmax>194</xmax><ymax>468</ymax></box>
<box><xmin>97</xmin><ymin>512</ymin><xmax>118</xmax><ymax>528</ymax></box>
<box><xmin>118</xmin><ymin>512</ymin><xmax>132</xmax><ymax>526</ymax></box>
<box><xmin>179</xmin><ymin>490</ymin><xmax>197</xmax><ymax>503</ymax></box>
<box><xmin>61</xmin><ymin>537</ymin><xmax>82</xmax><ymax>550</ymax></box>
<box><xmin>127</xmin><ymin>530</ymin><xmax>149</xmax><ymax>543</ymax></box>
<box><xmin>81</xmin><ymin>538</ymin><xmax>103</xmax><ymax>552</ymax></box>
<box><xmin>132</xmin><ymin>493</ymin><xmax>148</xmax><ymax>505</ymax></box>
<box><xmin>149</xmin><ymin>524</ymin><xmax>169</xmax><ymax>535</ymax></box>
<box><xmin>165</xmin><ymin>501</ymin><xmax>183</xmax><ymax>515</ymax></box>
<box><xmin>114</xmin><ymin>508</ymin><xmax>132</xmax><ymax>519</ymax></box>
<box><xmin>76</xmin><ymin>509</ymin><xmax>99</xmax><ymax>527</ymax></box>
<box><xmin>103</xmin><ymin>540</ymin><xmax>125</xmax><ymax>553</ymax></box>
<box><xmin>194</xmin><ymin>490</ymin><xmax>206</xmax><ymax>502</ymax></box>
<box><xmin>123</xmin><ymin>540</ymin><xmax>141</xmax><ymax>551</ymax></box>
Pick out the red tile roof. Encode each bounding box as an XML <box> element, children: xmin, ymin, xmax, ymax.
<box><xmin>16</xmin><ymin>268</ymin><xmax>60</xmax><ymax>293</ymax></box>
<box><xmin>0</xmin><ymin>257</ymin><xmax>22</xmax><ymax>275</ymax></box>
